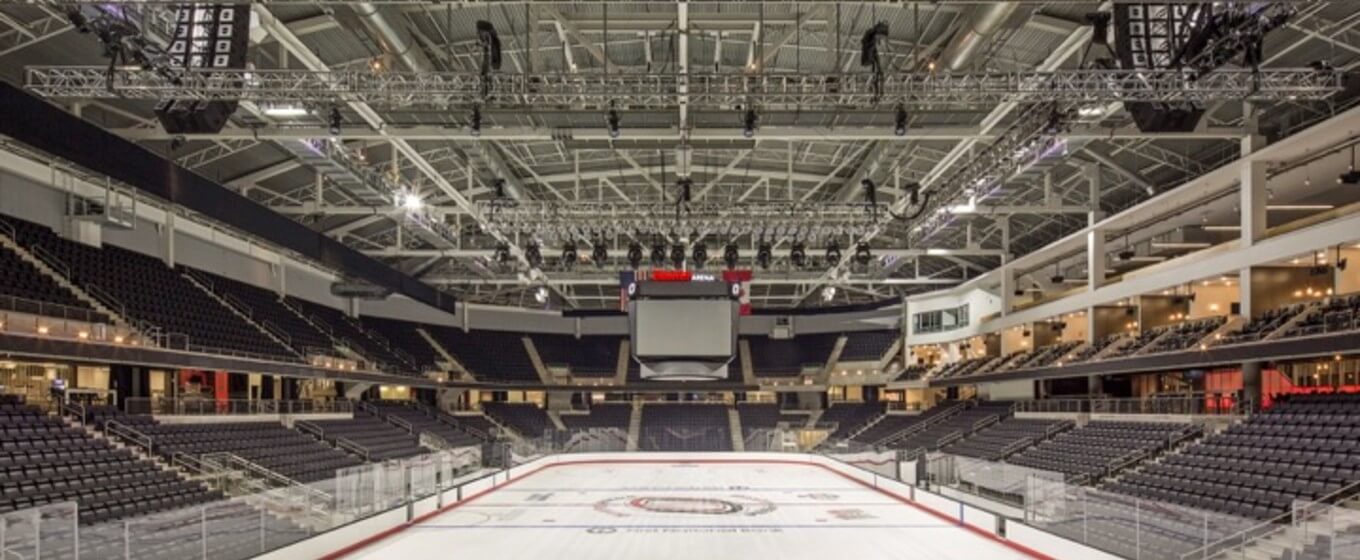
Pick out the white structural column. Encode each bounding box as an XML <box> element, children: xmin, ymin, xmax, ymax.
<box><xmin>999</xmin><ymin>216</ymin><xmax>1013</xmax><ymax>316</ymax></box>
<box><xmin>162</xmin><ymin>210</ymin><xmax>176</xmax><ymax>267</ymax></box>
<box><xmin>1084</xmin><ymin>164</ymin><xmax>1106</xmax><ymax>293</ymax></box>
<box><xmin>1238</xmin><ymin>160</ymin><xmax>1270</xmax><ymax>318</ymax></box>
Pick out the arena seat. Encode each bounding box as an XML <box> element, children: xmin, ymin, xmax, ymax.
<box><xmin>0</xmin><ymin>403</ymin><xmax>223</xmax><ymax>524</ymax></box>
<box><xmin>745</xmin><ymin>333</ymin><xmax>839</xmax><ymax>377</ymax></box>
<box><xmin>940</xmin><ymin>418</ymin><xmax>1073</xmax><ymax>461</ymax></box>
<box><xmin>482</xmin><ymin>402</ymin><xmax>552</xmax><ymax>437</ymax></box>
<box><xmin>296</xmin><ymin>415</ymin><xmax>426</xmax><ymax>462</ymax></box>
<box><xmin>360</xmin><ymin>317</ymin><xmax>444</xmax><ymax>373</ymax></box>
<box><xmin>425</xmin><ymin>326</ymin><xmax>540</xmax><ymax>382</ymax></box>
<box><xmin>1100</xmin><ymin>393</ymin><xmax>1360</xmax><ymax>520</ymax></box>
<box><xmin>838</xmin><ymin>330</ymin><xmax>899</xmax><ymax>362</ymax></box>
<box><xmin>1007</xmin><ymin>421</ymin><xmax>1200</xmax><ymax>481</ymax></box>
<box><xmin>368</xmin><ymin>400</ymin><xmax>484</xmax><ymax>448</ymax></box>
<box><xmin>129</xmin><ymin>420</ymin><xmax>365</xmax><ymax>483</ymax></box>
<box><xmin>531</xmin><ymin>334</ymin><xmax>623</xmax><ymax>378</ymax></box>
<box><xmin>285</xmin><ymin>296</ymin><xmax>417</xmax><ymax>373</ymax></box>
<box><xmin>638</xmin><ymin>403</ymin><xmax>732</xmax><ymax>451</ymax></box>
<box><xmin>734</xmin><ymin>402</ymin><xmax>780</xmax><ymax>434</ymax></box>
<box><xmin>561</xmin><ymin>402</ymin><xmax>632</xmax><ymax>430</ymax></box>
<box><xmin>0</xmin><ymin>241</ymin><xmax>107</xmax><ymax>323</ymax></box>
<box><xmin>885</xmin><ymin>401</ymin><xmax>1014</xmax><ymax>453</ymax></box>
<box><xmin>188</xmin><ymin>270</ymin><xmax>336</xmax><ymax>358</ymax></box>
<box><xmin>849</xmin><ymin>402</ymin><xmax>962</xmax><ymax>445</ymax></box>
<box><xmin>819</xmin><ymin>402</ymin><xmax>887</xmax><ymax>439</ymax></box>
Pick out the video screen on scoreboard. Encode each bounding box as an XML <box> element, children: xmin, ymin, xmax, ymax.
<box><xmin>632</xmin><ymin>299</ymin><xmax>735</xmax><ymax>358</ymax></box>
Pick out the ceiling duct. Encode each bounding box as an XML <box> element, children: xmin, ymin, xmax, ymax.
<box><xmin>939</xmin><ymin>3</ymin><xmax>1022</xmax><ymax>72</ymax></box>
<box><xmin>352</xmin><ymin>3</ymin><xmax>433</xmax><ymax>74</ymax></box>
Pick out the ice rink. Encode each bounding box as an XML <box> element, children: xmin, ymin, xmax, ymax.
<box><xmin>339</xmin><ymin>460</ymin><xmax>1041</xmax><ymax>560</ymax></box>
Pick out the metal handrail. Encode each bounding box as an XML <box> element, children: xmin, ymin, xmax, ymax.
<box><xmin>29</xmin><ymin>244</ymin><xmax>71</xmax><ymax>280</ymax></box>
<box><xmin>103</xmin><ymin>419</ymin><xmax>153</xmax><ymax>454</ymax></box>
<box><xmin>1180</xmin><ymin>478</ymin><xmax>1360</xmax><ymax>560</ymax></box>
<box><xmin>0</xmin><ymin>216</ymin><xmax>15</xmax><ymax>240</ymax></box>
<box><xmin>335</xmin><ymin>436</ymin><xmax>371</xmax><ymax>462</ymax></box>
<box><xmin>260</xmin><ymin>319</ymin><xmax>293</xmax><ymax>347</ymax></box>
<box><xmin>82</xmin><ymin>282</ymin><xmax>127</xmax><ymax>320</ymax></box>
<box><xmin>0</xmin><ymin>294</ymin><xmax>107</xmax><ymax>325</ymax></box>
<box><xmin>222</xmin><ymin>292</ymin><xmax>253</xmax><ymax>319</ymax></box>
<box><xmin>387</xmin><ymin>415</ymin><xmax>414</xmax><ymax>433</ymax></box>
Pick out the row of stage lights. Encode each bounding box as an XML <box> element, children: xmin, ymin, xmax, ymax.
<box><xmin>494</xmin><ymin>239</ymin><xmax>875</xmax><ymax>271</ymax></box>
<box><xmin>467</xmin><ymin>103</ymin><xmax>912</xmax><ymax>140</ymax></box>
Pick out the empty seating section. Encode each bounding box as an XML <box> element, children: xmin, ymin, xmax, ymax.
<box><xmin>745</xmin><ymin>333</ymin><xmax>839</xmax><ymax>377</ymax></box>
<box><xmin>1221</xmin><ymin>303</ymin><xmax>1307</xmax><ymax>344</ymax></box>
<box><xmin>1104</xmin><ymin>326</ymin><xmax>1174</xmax><ymax>359</ymax></box>
<box><xmin>286</xmin><ymin>296</ymin><xmax>413</xmax><ymax>372</ymax></box>
<box><xmin>80</xmin><ymin>405</ymin><xmax>155</xmax><ymax>429</ymax></box>
<box><xmin>138</xmin><ymin>421</ymin><xmax>363</xmax><ymax>483</ymax></box>
<box><xmin>1015</xmin><ymin>341</ymin><xmax>1083</xmax><ymax>370</ymax></box>
<box><xmin>886</xmin><ymin>402</ymin><xmax>1014</xmax><ymax>452</ymax></box>
<box><xmin>1067</xmin><ymin>334</ymin><xmax>1124</xmax><ymax>363</ymax></box>
<box><xmin>838</xmin><ymin>330</ymin><xmax>898</xmax><ymax>362</ymax></box>
<box><xmin>361</xmin><ymin>317</ymin><xmax>442</xmax><ymax>372</ymax></box>
<box><xmin>7</xmin><ymin>219</ymin><xmax>294</xmax><ymax>360</ymax></box>
<box><xmin>300</xmin><ymin>416</ymin><xmax>425</xmax><ymax>462</ymax></box>
<box><xmin>1102</xmin><ymin>393</ymin><xmax>1360</xmax><ymax>520</ymax></box>
<box><xmin>849</xmin><ymin>403</ymin><xmax>959</xmax><ymax>445</ymax></box>
<box><xmin>482</xmin><ymin>402</ymin><xmax>552</xmax><ymax>437</ymax></box>
<box><xmin>532</xmin><ymin>334</ymin><xmax>622</xmax><ymax>377</ymax></box>
<box><xmin>193</xmin><ymin>271</ymin><xmax>334</xmax><ymax>357</ymax></box>
<box><xmin>941</xmin><ymin>418</ymin><xmax>1071</xmax><ymax>461</ymax></box>
<box><xmin>735</xmin><ymin>403</ymin><xmax>779</xmax><ymax>433</ymax></box>
<box><xmin>368</xmin><ymin>401</ymin><xmax>483</xmax><ymax>447</ymax></box>
<box><xmin>0</xmin><ymin>403</ymin><xmax>221</xmax><ymax>524</ymax></box>
<box><xmin>428</xmin><ymin>326</ymin><xmax>539</xmax><ymax>382</ymax></box>
<box><xmin>1008</xmin><ymin>421</ymin><xmax>1198</xmax><ymax>480</ymax></box>
<box><xmin>819</xmin><ymin>402</ymin><xmax>886</xmax><ymax>439</ymax></box>
<box><xmin>0</xmin><ymin>243</ymin><xmax>105</xmax><ymax>321</ymax></box>
<box><xmin>1285</xmin><ymin>294</ymin><xmax>1360</xmax><ymax>337</ymax></box>
<box><xmin>1140</xmin><ymin>317</ymin><xmax>1225</xmax><ymax>354</ymax></box>
<box><xmin>561</xmin><ymin>403</ymin><xmax>632</xmax><ymax>429</ymax></box>
<box><xmin>894</xmin><ymin>364</ymin><xmax>929</xmax><ymax>381</ymax></box>
<box><xmin>638</xmin><ymin>404</ymin><xmax>732</xmax><ymax>451</ymax></box>
<box><xmin>931</xmin><ymin>356</ymin><xmax>1001</xmax><ymax>380</ymax></box>
<box><xmin>447</xmin><ymin>414</ymin><xmax>498</xmax><ymax>439</ymax></box>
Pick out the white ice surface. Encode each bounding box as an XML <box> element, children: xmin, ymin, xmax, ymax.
<box><xmin>343</xmin><ymin>461</ymin><xmax>1036</xmax><ymax>560</ymax></box>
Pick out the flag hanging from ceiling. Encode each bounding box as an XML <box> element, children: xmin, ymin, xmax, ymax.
<box><xmin>618</xmin><ymin>270</ymin><xmax>637</xmax><ymax>311</ymax></box>
<box><xmin>723</xmin><ymin>269</ymin><xmax>753</xmax><ymax>315</ymax></box>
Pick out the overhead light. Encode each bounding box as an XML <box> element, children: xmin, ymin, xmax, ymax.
<box><xmin>534</xmin><ymin>286</ymin><xmax>549</xmax><ymax>304</ymax></box>
<box><xmin>742</xmin><ymin>107</ymin><xmax>758</xmax><ymax>138</ymax></box>
<box><xmin>327</xmin><ymin>106</ymin><xmax>343</xmax><ymax>136</ymax></box>
<box><xmin>606</xmin><ymin>102</ymin><xmax>621</xmax><ymax>139</ymax></box>
<box><xmin>650</xmin><ymin>243</ymin><xmax>667</xmax><ymax>268</ymax></box>
<box><xmin>469</xmin><ymin>106</ymin><xmax>482</xmax><ymax>137</ymax></box>
<box><xmin>854</xmin><ymin>243</ymin><xmax>872</xmax><ymax>267</ymax></box>
<box><xmin>591</xmin><ymin>239</ymin><xmax>609</xmax><ymax>268</ymax></box>
<box><xmin>821</xmin><ymin>286</ymin><xmax>837</xmax><ymax>302</ymax></box>
<box><xmin>723</xmin><ymin>243</ymin><xmax>740</xmax><ymax>269</ymax></box>
<box><xmin>493</xmin><ymin>243</ymin><xmax>511</xmax><ymax>264</ymax></box>
<box><xmin>1151</xmin><ymin>242</ymin><xmax>1212</xmax><ymax>249</ymax></box>
<box><xmin>670</xmin><ymin>244</ymin><xmax>686</xmax><ymax>268</ymax></box>
<box><xmin>262</xmin><ymin>104</ymin><xmax>308</xmax><ymax>118</ymax></box>
<box><xmin>1340</xmin><ymin>171</ymin><xmax>1360</xmax><ymax>185</ymax></box>
<box><xmin>399</xmin><ymin>192</ymin><xmax>423</xmax><ymax>212</ymax></box>
<box><xmin>756</xmin><ymin>240</ymin><xmax>772</xmax><ymax>270</ymax></box>
<box><xmin>1201</xmin><ymin>225</ymin><xmax>1241</xmax><ymax>232</ymax></box>
<box><xmin>525</xmin><ymin>242</ymin><xmax>542</xmax><ymax>269</ymax></box>
<box><xmin>1267</xmin><ymin>205</ymin><xmax>1334</xmax><ymax>211</ymax></box>
<box><xmin>824</xmin><ymin>243</ymin><xmax>842</xmax><ymax>268</ymax></box>
<box><xmin>790</xmin><ymin>241</ymin><xmax>807</xmax><ymax>268</ymax></box>
<box><xmin>560</xmin><ymin>242</ymin><xmax>579</xmax><ymax>269</ymax></box>
<box><xmin>893</xmin><ymin>104</ymin><xmax>908</xmax><ymax>137</ymax></box>
<box><xmin>691</xmin><ymin>243</ymin><xmax>709</xmax><ymax>269</ymax></box>
<box><xmin>627</xmin><ymin>242</ymin><xmax>643</xmax><ymax>269</ymax></box>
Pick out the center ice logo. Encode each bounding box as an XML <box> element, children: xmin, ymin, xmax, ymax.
<box><xmin>593</xmin><ymin>495</ymin><xmax>776</xmax><ymax>518</ymax></box>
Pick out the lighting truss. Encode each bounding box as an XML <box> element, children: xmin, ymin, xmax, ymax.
<box><xmin>478</xmin><ymin>200</ymin><xmax>889</xmax><ymax>243</ymax></box>
<box><xmin>0</xmin><ymin>0</ymin><xmax>1330</xmax><ymax>5</ymax></box>
<box><xmin>23</xmin><ymin>67</ymin><xmax>1343</xmax><ymax>109</ymax></box>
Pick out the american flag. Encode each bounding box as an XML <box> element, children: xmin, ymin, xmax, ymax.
<box><xmin>618</xmin><ymin>270</ymin><xmax>636</xmax><ymax>311</ymax></box>
<box><xmin>723</xmin><ymin>269</ymin><xmax>753</xmax><ymax>315</ymax></box>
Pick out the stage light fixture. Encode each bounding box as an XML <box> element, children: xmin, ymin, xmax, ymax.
<box><xmin>723</xmin><ymin>243</ymin><xmax>740</xmax><ymax>269</ymax></box>
<box><xmin>742</xmin><ymin>108</ymin><xmax>758</xmax><ymax>138</ymax></box>
<box><xmin>493</xmin><ymin>243</ymin><xmax>510</xmax><ymax>264</ymax></box>
<box><xmin>1119</xmin><ymin>249</ymin><xmax>1136</xmax><ymax>261</ymax></box>
<box><xmin>790</xmin><ymin>242</ymin><xmax>807</xmax><ymax>268</ymax></box>
<box><xmin>756</xmin><ymin>241</ymin><xmax>773</xmax><ymax>270</ymax></box>
<box><xmin>606</xmin><ymin>102</ymin><xmax>621</xmax><ymax>139</ymax></box>
<box><xmin>525</xmin><ymin>242</ymin><xmax>542</xmax><ymax>269</ymax></box>
<box><xmin>476</xmin><ymin>20</ymin><xmax>502</xmax><ymax>74</ymax></box>
<box><xmin>824</xmin><ymin>243</ymin><xmax>842</xmax><ymax>267</ymax></box>
<box><xmin>627</xmin><ymin>242</ymin><xmax>644</xmax><ymax>269</ymax></box>
<box><xmin>327</xmin><ymin>106</ymin><xmax>343</xmax><ymax>135</ymax></box>
<box><xmin>670</xmin><ymin>244</ymin><xmax>686</xmax><ymax>269</ymax></box>
<box><xmin>691</xmin><ymin>244</ymin><xmax>709</xmax><ymax>269</ymax></box>
<box><xmin>650</xmin><ymin>243</ymin><xmax>667</xmax><ymax>268</ymax></box>
<box><xmin>534</xmin><ymin>286</ymin><xmax>549</xmax><ymax>304</ymax></box>
<box><xmin>854</xmin><ymin>243</ymin><xmax>873</xmax><ymax>266</ymax></box>
<box><xmin>893</xmin><ymin>105</ymin><xmax>908</xmax><ymax>136</ymax></box>
<box><xmin>1341</xmin><ymin>145</ymin><xmax>1359</xmax><ymax>185</ymax></box>
<box><xmin>494</xmin><ymin>178</ymin><xmax>507</xmax><ymax>199</ymax></box>
<box><xmin>468</xmin><ymin>106</ymin><xmax>482</xmax><ymax>137</ymax></box>
<box><xmin>560</xmin><ymin>242</ymin><xmax>578</xmax><ymax>270</ymax></box>
<box><xmin>591</xmin><ymin>239</ymin><xmax>609</xmax><ymax>268</ymax></box>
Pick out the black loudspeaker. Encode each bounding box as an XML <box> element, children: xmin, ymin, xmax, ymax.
<box><xmin>1114</xmin><ymin>4</ymin><xmax>1208</xmax><ymax>133</ymax></box>
<box><xmin>155</xmin><ymin>99</ymin><xmax>238</xmax><ymax>134</ymax></box>
<box><xmin>155</xmin><ymin>4</ymin><xmax>250</xmax><ymax>134</ymax></box>
<box><xmin>1127</xmin><ymin>103</ymin><xmax>1205</xmax><ymax>133</ymax></box>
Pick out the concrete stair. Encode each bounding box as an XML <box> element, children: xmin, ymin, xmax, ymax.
<box><xmin>728</xmin><ymin>406</ymin><xmax>744</xmax><ymax>451</ymax></box>
<box><xmin>181</xmin><ymin>271</ymin><xmax>301</xmax><ymax>360</ymax></box>
<box><xmin>627</xmin><ymin>401</ymin><xmax>642</xmax><ymax>451</ymax></box>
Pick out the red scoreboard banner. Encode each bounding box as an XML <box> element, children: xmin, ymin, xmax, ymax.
<box><xmin>619</xmin><ymin>269</ymin><xmax>753</xmax><ymax>314</ymax></box>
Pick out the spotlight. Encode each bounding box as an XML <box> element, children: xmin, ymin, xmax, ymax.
<box><xmin>534</xmin><ymin>286</ymin><xmax>549</xmax><ymax>304</ymax></box>
<box><xmin>756</xmin><ymin>241</ymin><xmax>773</xmax><ymax>270</ymax></box>
<box><xmin>1051</xmin><ymin>274</ymin><xmax>1066</xmax><ymax>285</ymax></box>
<box><xmin>691</xmin><ymin>244</ymin><xmax>709</xmax><ymax>269</ymax></box>
<box><xmin>824</xmin><ymin>243</ymin><xmax>842</xmax><ymax>267</ymax></box>
<box><xmin>525</xmin><ymin>242</ymin><xmax>542</xmax><ymax>269</ymax></box>
<box><xmin>723</xmin><ymin>243</ymin><xmax>740</xmax><ymax>269</ymax></box>
<box><xmin>1119</xmin><ymin>248</ymin><xmax>1136</xmax><ymax>261</ymax></box>
<box><xmin>493</xmin><ymin>243</ymin><xmax>510</xmax><ymax>264</ymax></box>
<box><xmin>475</xmin><ymin>20</ymin><xmax>502</xmax><ymax>73</ymax></box>
<box><xmin>650</xmin><ymin>243</ymin><xmax>667</xmax><ymax>268</ymax></box>
<box><xmin>742</xmin><ymin>108</ymin><xmax>758</xmax><ymax>138</ymax></box>
<box><xmin>854</xmin><ymin>243</ymin><xmax>872</xmax><ymax>266</ymax></box>
<box><xmin>400</xmin><ymin>191</ymin><xmax>423</xmax><ymax>212</ymax></box>
<box><xmin>670</xmin><ymin>244</ymin><xmax>686</xmax><ymax>268</ymax></box>
<box><xmin>327</xmin><ymin>106</ymin><xmax>343</xmax><ymax>136</ymax></box>
<box><xmin>591</xmin><ymin>239</ymin><xmax>609</xmax><ymax>268</ymax></box>
<box><xmin>627</xmin><ymin>242</ymin><xmax>644</xmax><ymax>269</ymax></box>
<box><xmin>494</xmin><ymin>178</ymin><xmax>507</xmax><ymax>199</ymax></box>
<box><xmin>821</xmin><ymin>286</ymin><xmax>837</xmax><ymax>302</ymax></box>
<box><xmin>469</xmin><ymin>106</ymin><xmax>482</xmax><ymax>137</ymax></box>
<box><xmin>790</xmin><ymin>242</ymin><xmax>807</xmax><ymax>268</ymax></box>
<box><xmin>606</xmin><ymin>102</ymin><xmax>621</xmax><ymax>139</ymax></box>
<box><xmin>560</xmin><ymin>242</ymin><xmax>578</xmax><ymax>269</ymax></box>
<box><xmin>893</xmin><ymin>105</ymin><xmax>908</xmax><ymax>137</ymax></box>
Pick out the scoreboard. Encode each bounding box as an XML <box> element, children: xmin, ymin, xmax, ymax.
<box><xmin>625</xmin><ymin>270</ymin><xmax>749</xmax><ymax>381</ymax></box>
